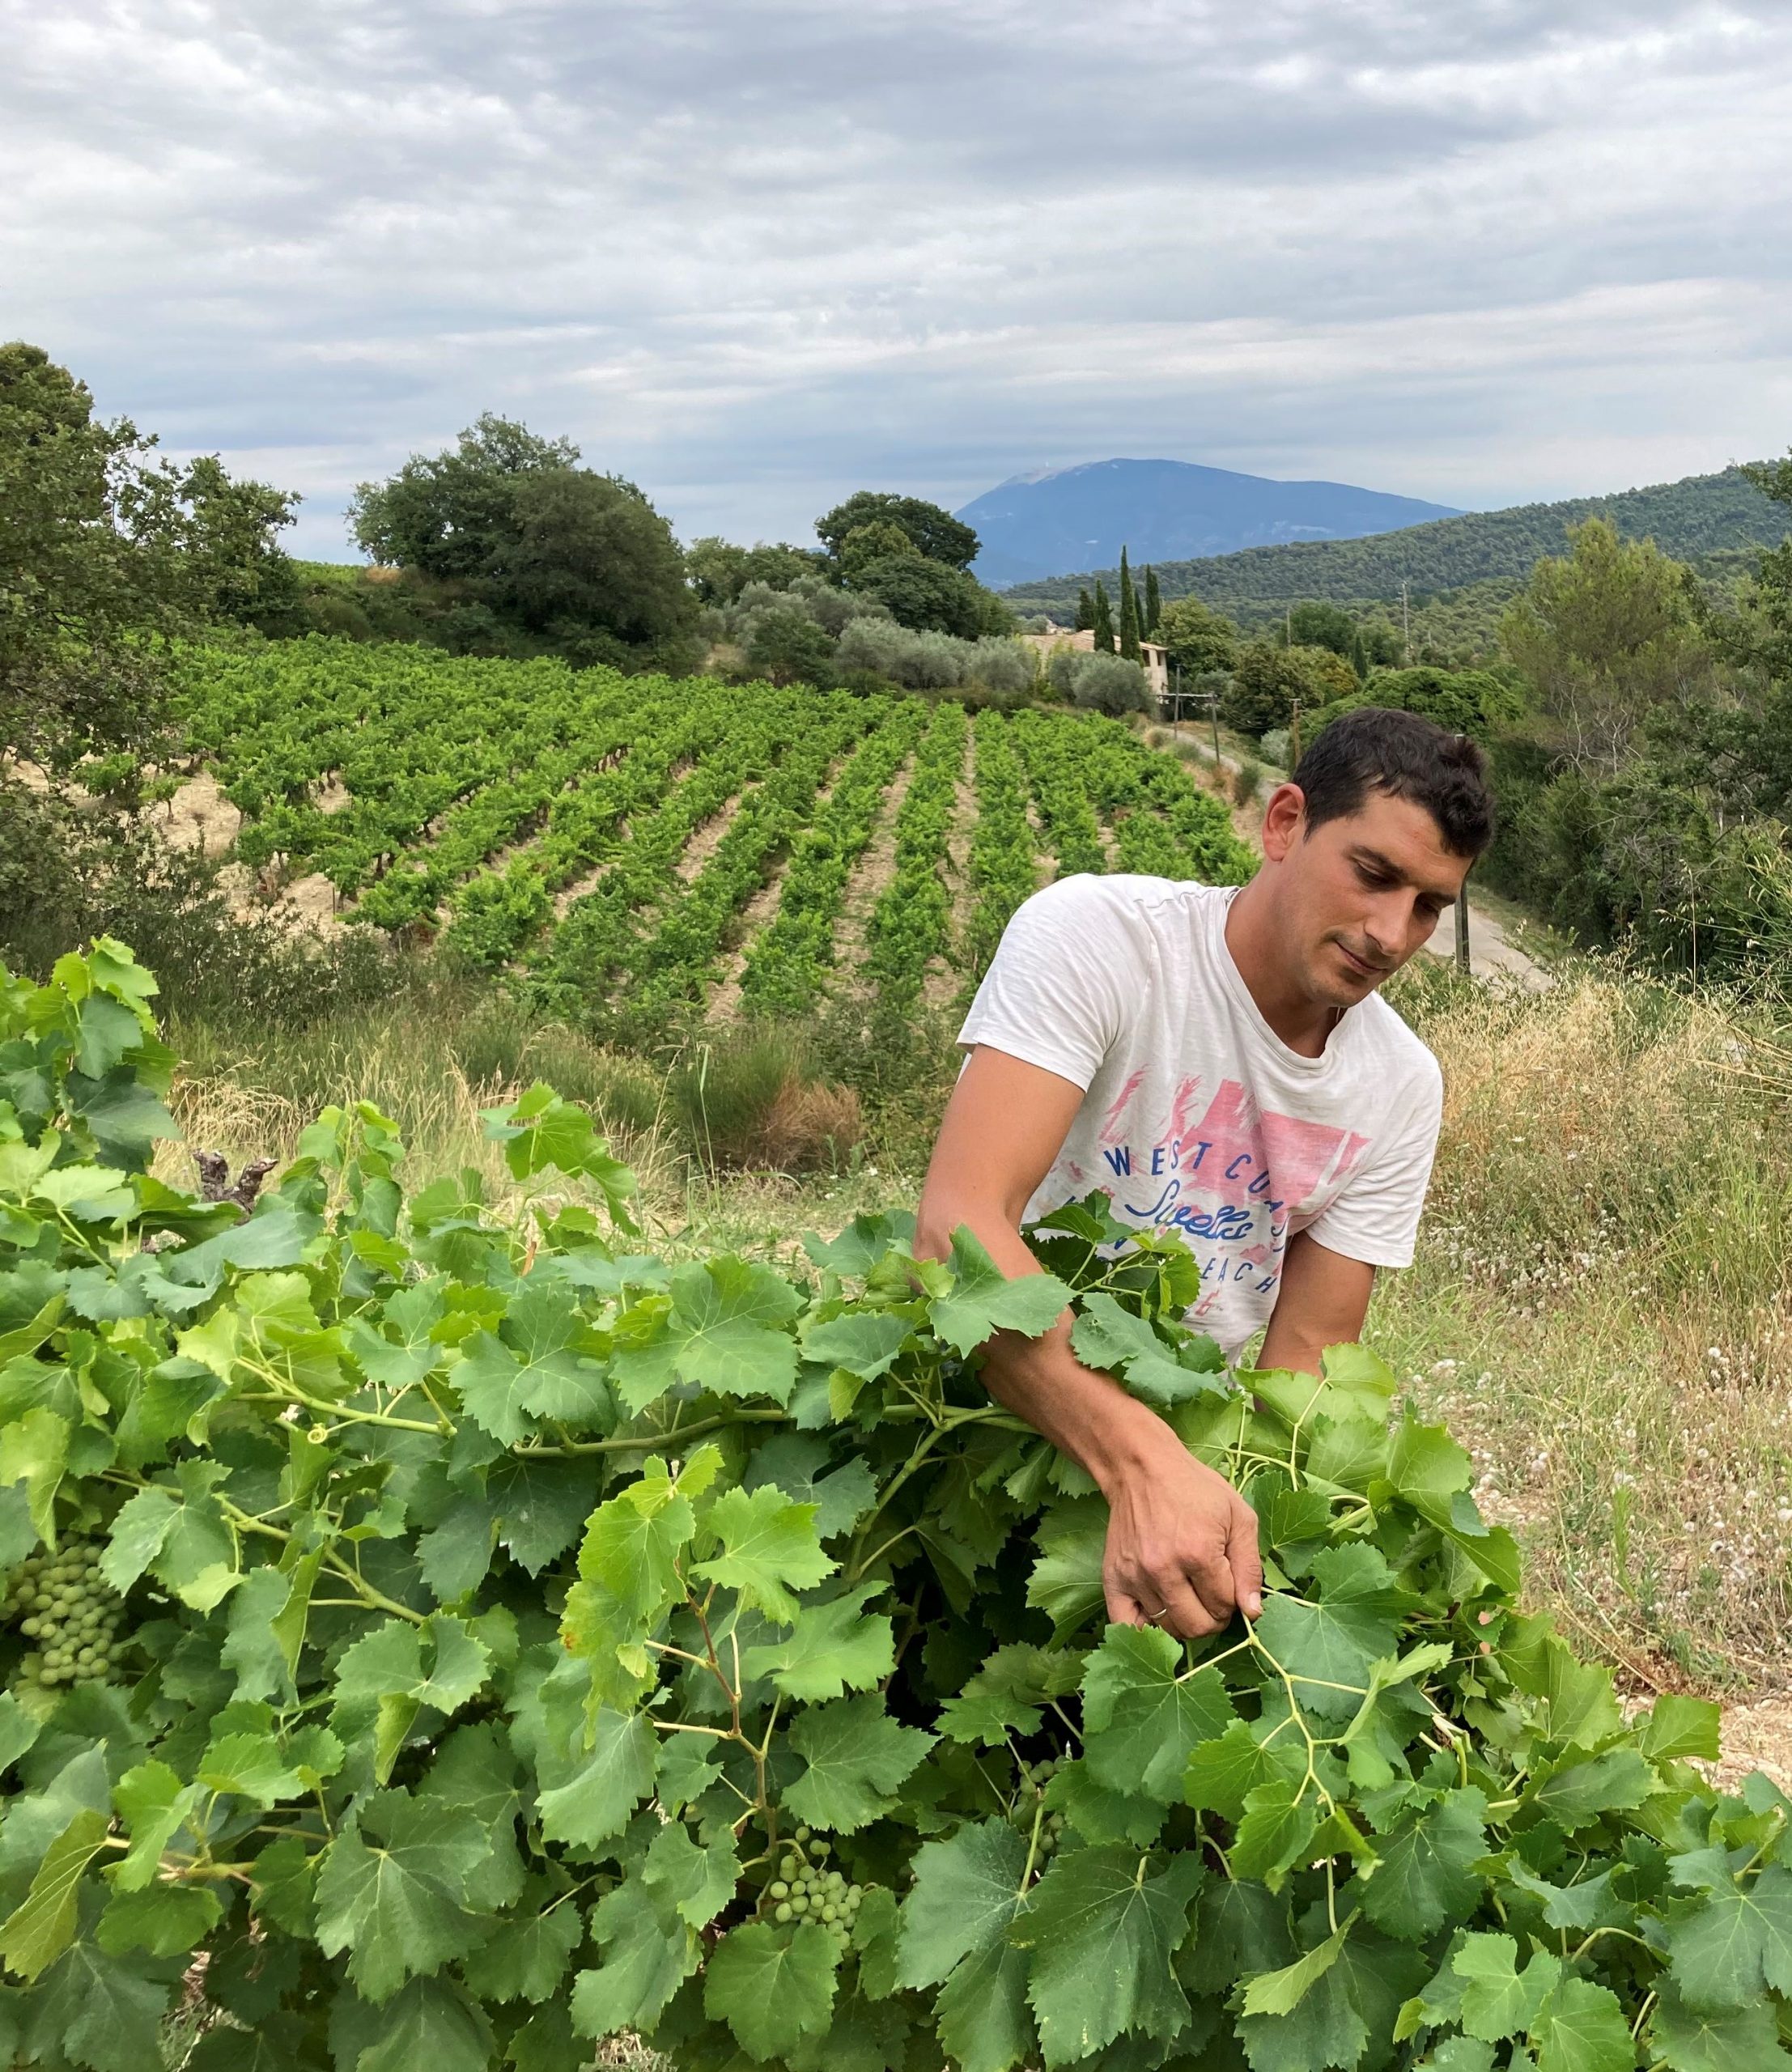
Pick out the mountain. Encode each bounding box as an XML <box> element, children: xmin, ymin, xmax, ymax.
<box><xmin>999</xmin><ymin>465</ymin><xmax>1790</xmax><ymax>620</ymax></box>
<box><xmin>957</xmin><ymin>458</ymin><xmax>1462</xmax><ymax>589</ymax></box>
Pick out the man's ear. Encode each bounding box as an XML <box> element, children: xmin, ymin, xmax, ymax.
<box><xmin>1259</xmin><ymin>783</ymin><xmax>1306</xmax><ymax>864</ymax></box>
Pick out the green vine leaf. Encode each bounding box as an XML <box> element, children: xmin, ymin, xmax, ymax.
<box><xmin>703</xmin><ymin>1919</ymin><xmax>839</xmax><ymax>2061</ymax></box>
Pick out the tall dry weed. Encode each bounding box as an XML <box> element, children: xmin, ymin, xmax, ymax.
<box><xmin>1377</xmin><ymin>970</ymin><xmax>1792</xmax><ymax>1685</ymax></box>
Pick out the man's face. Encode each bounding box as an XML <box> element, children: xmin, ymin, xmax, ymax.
<box><xmin>1260</xmin><ymin>785</ymin><xmax>1473</xmax><ymax>1010</ymax></box>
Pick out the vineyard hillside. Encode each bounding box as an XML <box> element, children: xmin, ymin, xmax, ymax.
<box><xmin>169</xmin><ymin>638</ymin><xmax>1254</xmax><ymax>1041</ymax></box>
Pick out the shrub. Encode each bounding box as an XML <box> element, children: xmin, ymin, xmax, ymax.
<box><xmin>669</xmin><ymin>1021</ymin><xmax>864</xmax><ymax>1170</ymax></box>
<box><xmin>1232</xmin><ymin>755</ymin><xmax>1262</xmax><ymax>805</ymax></box>
<box><xmin>1046</xmin><ymin>648</ymin><xmax>1149</xmax><ymax>716</ymax></box>
<box><xmin>744</xmin><ymin>604</ymin><xmax>837</xmax><ymax>687</ymax></box>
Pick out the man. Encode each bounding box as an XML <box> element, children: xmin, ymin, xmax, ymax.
<box><xmin>915</xmin><ymin>707</ymin><xmax>1495</xmax><ymax>1644</ymax></box>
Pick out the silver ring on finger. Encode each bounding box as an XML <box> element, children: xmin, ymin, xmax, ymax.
<box><xmin>1145</xmin><ymin>1605</ymin><xmax>1170</xmax><ymax>1624</ymax></box>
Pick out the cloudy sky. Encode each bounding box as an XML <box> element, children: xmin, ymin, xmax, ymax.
<box><xmin>6</xmin><ymin>0</ymin><xmax>1791</xmax><ymax>559</ymax></box>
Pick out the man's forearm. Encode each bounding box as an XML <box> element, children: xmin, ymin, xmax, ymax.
<box><xmin>917</xmin><ymin>1182</ymin><xmax>1262</xmax><ymax>1637</ymax></box>
<box><xmin>916</xmin><ymin>1194</ymin><xmax>1169</xmax><ymax>1495</ymax></box>
<box><xmin>979</xmin><ymin>1316</ymin><xmax>1170</xmax><ymax>1497</ymax></box>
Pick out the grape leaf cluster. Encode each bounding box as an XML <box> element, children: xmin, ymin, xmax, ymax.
<box><xmin>0</xmin><ymin>939</ymin><xmax>1786</xmax><ymax>2072</ymax></box>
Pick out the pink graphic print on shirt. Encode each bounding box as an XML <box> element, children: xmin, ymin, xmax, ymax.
<box><xmin>1091</xmin><ymin>1076</ymin><xmax>1371</xmax><ymax>1316</ymax></box>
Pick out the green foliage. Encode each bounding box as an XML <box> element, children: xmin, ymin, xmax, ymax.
<box><xmin>1092</xmin><ymin>579</ymin><xmax>1116</xmax><ymax>653</ymax></box>
<box><xmin>851</xmin><ymin>555</ymin><xmax>1012</xmax><ymax>640</ymax></box>
<box><xmin>0</xmin><ymin>340</ymin><xmax>299</xmax><ymax>764</ymax></box>
<box><xmin>1050</xmin><ymin>649</ymin><xmax>1151</xmax><ymax>717</ymax></box>
<box><xmin>1500</xmin><ymin>519</ymin><xmax>1718</xmax><ymax>768</ymax></box>
<box><xmin>1225</xmin><ymin>643</ymin><xmax>1354</xmax><ymax>737</ymax></box>
<box><xmin>1311</xmin><ymin>667</ymin><xmax>1526</xmax><ymax>745</ymax></box>
<box><xmin>347</xmin><ymin>414</ymin><xmax>697</xmax><ymax>669</ymax></box>
<box><xmin>1119</xmin><ymin>548</ymin><xmax>1141</xmax><ymax>662</ymax></box>
<box><xmin>837</xmin><ymin>520</ymin><xmax>922</xmax><ymax>586</ymax></box>
<box><xmin>1157</xmin><ymin>594</ymin><xmax>1241</xmax><ymax>675</ymax></box>
<box><xmin>0</xmin><ymin>939</ymin><xmax>1784</xmax><ymax>2072</ymax></box>
<box><xmin>814</xmin><ymin>493</ymin><xmax>980</xmax><ymax>573</ymax></box>
<box><xmin>744</xmin><ymin>606</ymin><xmax>837</xmax><ymax>689</ymax></box>
<box><xmin>686</xmin><ymin>538</ymin><xmax>823</xmax><ymax>606</ymax></box>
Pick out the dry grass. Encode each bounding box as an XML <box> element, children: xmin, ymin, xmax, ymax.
<box><xmin>1374</xmin><ymin>966</ymin><xmax>1792</xmax><ymax>1689</ymax></box>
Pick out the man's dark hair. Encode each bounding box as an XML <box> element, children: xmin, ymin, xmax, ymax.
<box><xmin>1292</xmin><ymin>707</ymin><xmax>1495</xmax><ymax>858</ymax></box>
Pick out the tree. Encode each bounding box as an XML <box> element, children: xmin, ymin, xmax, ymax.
<box><xmin>1144</xmin><ymin>565</ymin><xmax>1162</xmax><ymax>636</ymax></box>
<box><xmin>1048</xmin><ymin>648</ymin><xmax>1149</xmax><ymax>715</ymax></box>
<box><xmin>1313</xmin><ymin>666</ymin><xmax>1526</xmax><ymax>743</ymax></box>
<box><xmin>1074</xmin><ymin>588</ymin><xmax>1094</xmax><ymax>631</ymax></box>
<box><xmin>1499</xmin><ymin>517</ymin><xmax>1718</xmax><ymax>771</ymax></box>
<box><xmin>1118</xmin><ymin>546</ymin><xmax>1140</xmax><ymax>660</ymax></box>
<box><xmin>1276</xmin><ymin>600</ymin><xmax>1358</xmax><ymax>657</ymax></box>
<box><xmin>350</xmin><ymin>414</ymin><xmax>578</xmax><ymax>578</ymax></box>
<box><xmin>744</xmin><ymin>605</ymin><xmax>836</xmax><ymax>687</ymax></box>
<box><xmin>0</xmin><ymin>341</ymin><xmax>297</xmax><ymax>763</ymax></box>
<box><xmin>839</xmin><ymin>520</ymin><xmax>921</xmax><ymax>584</ymax></box>
<box><xmin>813</xmin><ymin>491</ymin><xmax>979</xmax><ymax>571</ymax></box>
<box><xmin>1092</xmin><ymin>580</ymin><xmax>1115</xmax><ymax>653</ymax></box>
<box><xmin>501</xmin><ymin>468</ymin><xmax>699</xmax><ymax>660</ymax></box>
<box><xmin>349</xmin><ymin>415</ymin><xmax>696</xmax><ymax>665</ymax></box>
<box><xmin>853</xmin><ymin>554</ymin><xmax>1005</xmax><ymax>639</ymax></box>
<box><xmin>1157</xmin><ymin>595</ymin><xmax>1239</xmax><ymax>675</ymax></box>
<box><xmin>686</xmin><ymin>537</ymin><xmax>820</xmax><ymax>605</ymax></box>
<box><xmin>1222</xmin><ymin>642</ymin><xmax>1354</xmax><ymax>737</ymax></box>
<box><xmin>1725</xmin><ymin>452</ymin><xmax>1792</xmax><ymax>686</ymax></box>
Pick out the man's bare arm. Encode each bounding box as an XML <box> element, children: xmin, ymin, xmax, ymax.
<box><xmin>1256</xmin><ymin>1231</ymin><xmax>1376</xmax><ymax>1378</ymax></box>
<box><xmin>915</xmin><ymin>1046</ymin><xmax>1262</xmax><ymax>1641</ymax></box>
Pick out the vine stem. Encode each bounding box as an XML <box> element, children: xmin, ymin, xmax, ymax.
<box><xmin>517</xmin><ymin>1408</ymin><xmax>792</xmax><ymax>1458</ymax></box>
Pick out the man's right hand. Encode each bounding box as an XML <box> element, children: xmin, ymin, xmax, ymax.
<box><xmin>1091</xmin><ymin>1415</ymin><xmax>1263</xmax><ymax>1641</ymax></box>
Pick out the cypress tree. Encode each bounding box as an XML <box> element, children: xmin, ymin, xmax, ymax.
<box><xmin>1118</xmin><ymin>547</ymin><xmax>1141</xmax><ymax>661</ymax></box>
<box><xmin>1092</xmin><ymin>580</ymin><xmax>1115</xmax><ymax>652</ymax></box>
<box><xmin>1075</xmin><ymin>588</ymin><xmax>1094</xmax><ymax>631</ymax></box>
<box><xmin>1144</xmin><ymin>566</ymin><xmax>1162</xmax><ymax>637</ymax></box>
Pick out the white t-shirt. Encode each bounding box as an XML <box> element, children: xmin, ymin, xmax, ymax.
<box><xmin>957</xmin><ymin>874</ymin><xmax>1443</xmax><ymax>1362</ymax></box>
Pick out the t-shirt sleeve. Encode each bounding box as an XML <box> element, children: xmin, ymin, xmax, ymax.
<box><xmin>1302</xmin><ymin>1055</ymin><xmax>1443</xmax><ymax>1270</ymax></box>
<box><xmin>957</xmin><ymin>876</ymin><xmax>1131</xmax><ymax>1091</ymax></box>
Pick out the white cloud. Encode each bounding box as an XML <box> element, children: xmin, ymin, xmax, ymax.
<box><xmin>2</xmin><ymin>0</ymin><xmax>1789</xmax><ymax>558</ymax></box>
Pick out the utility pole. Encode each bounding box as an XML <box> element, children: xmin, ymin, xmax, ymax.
<box><xmin>1454</xmin><ymin>882</ymin><xmax>1471</xmax><ymax>974</ymax></box>
<box><xmin>1209</xmin><ymin>686</ymin><xmax>1221</xmax><ymax>766</ymax></box>
<box><xmin>1400</xmin><ymin>580</ymin><xmax>1411</xmax><ymax>664</ymax></box>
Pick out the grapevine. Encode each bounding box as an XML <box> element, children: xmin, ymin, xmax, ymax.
<box><xmin>0</xmin><ymin>938</ymin><xmax>1781</xmax><ymax>2072</ymax></box>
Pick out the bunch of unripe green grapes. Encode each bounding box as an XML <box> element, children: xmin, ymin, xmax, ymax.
<box><xmin>763</xmin><ymin>1828</ymin><xmax>864</xmax><ymax>1950</ymax></box>
<box><xmin>4</xmin><ymin>1540</ymin><xmax>127</xmax><ymax>1691</ymax></box>
<box><xmin>1014</xmin><ymin>1754</ymin><xmax>1067</xmax><ymax>1858</ymax></box>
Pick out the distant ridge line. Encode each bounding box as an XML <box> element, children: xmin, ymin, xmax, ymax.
<box><xmin>998</xmin><ymin>464</ymin><xmax>1787</xmax><ymax>615</ymax></box>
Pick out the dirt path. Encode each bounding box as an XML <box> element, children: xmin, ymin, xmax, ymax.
<box><xmin>1158</xmin><ymin>723</ymin><xmax>1550</xmax><ymax>991</ymax></box>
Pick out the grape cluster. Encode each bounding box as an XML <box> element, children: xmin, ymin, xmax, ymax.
<box><xmin>764</xmin><ymin>1828</ymin><xmax>864</xmax><ymax>1951</ymax></box>
<box><xmin>4</xmin><ymin>1541</ymin><xmax>127</xmax><ymax>1691</ymax></box>
<box><xmin>1014</xmin><ymin>1756</ymin><xmax>1067</xmax><ymax>1858</ymax></box>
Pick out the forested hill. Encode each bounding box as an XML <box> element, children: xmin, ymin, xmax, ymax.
<box><xmin>1003</xmin><ymin>464</ymin><xmax>1789</xmax><ymax>615</ymax></box>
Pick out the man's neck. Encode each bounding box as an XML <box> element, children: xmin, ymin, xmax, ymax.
<box><xmin>1223</xmin><ymin>877</ymin><xmax>1340</xmax><ymax>1059</ymax></box>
